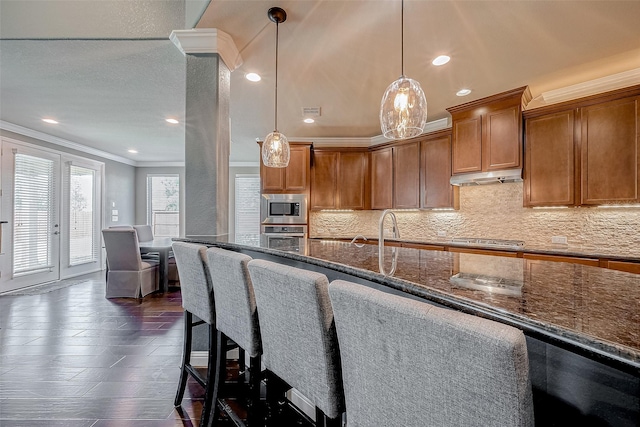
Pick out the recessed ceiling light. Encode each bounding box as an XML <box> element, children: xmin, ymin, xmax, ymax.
<box><xmin>128</xmin><ymin>149</ymin><xmax>138</xmax><ymax>154</ymax></box>
<box><xmin>456</xmin><ymin>88</ymin><xmax>472</xmax><ymax>96</ymax></box>
<box><xmin>165</xmin><ymin>118</ymin><xmax>179</xmax><ymax>124</ymax></box>
<box><xmin>303</xmin><ymin>118</ymin><xmax>315</xmax><ymax>124</ymax></box>
<box><xmin>245</xmin><ymin>73</ymin><xmax>261</xmax><ymax>82</ymax></box>
<box><xmin>432</xmin><ymin>55</ymin><xmax>450</xmax><ymax>66</ymax></box>
<box><xmin>42</xmin><ymin>118</ymin><xmax>59</xmax><ymax>124</ymax></box>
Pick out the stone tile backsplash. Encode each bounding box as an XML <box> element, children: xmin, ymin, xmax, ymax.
<box><xmin>310</xmin><ymin>182</ymin><xmax>640</xmax><ymax>250</ymax></box>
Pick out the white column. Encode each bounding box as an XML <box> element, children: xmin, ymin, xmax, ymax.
<box><xmin>170</xmin><ymin>29</ymin><xmax>242</xmax><ymax>237</ymax></box>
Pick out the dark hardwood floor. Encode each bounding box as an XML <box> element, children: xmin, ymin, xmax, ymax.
<box><xmin>0</xmin><ymin>273</ymin><xmax>233</xmax><ymax>426</ymax></box>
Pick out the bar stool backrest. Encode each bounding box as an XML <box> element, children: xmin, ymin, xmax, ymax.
<box><xmin>171</xmin><ymin>242</ymin><xmax>214</xmax><ymax>324</ymax></box>
<box><xmin>247</xmin><ymin>259</ymin><xmax>344</xmax><ymax>419</ymax></box>
<box><xmin>206</xmin><ymin>247</ymin><xmax>261</xmax><ymax>357</ymax></box>
<box><xmin>328</xmin><ymin>279</ymin><xmax>534</xmax><ymax>427</ymax></box>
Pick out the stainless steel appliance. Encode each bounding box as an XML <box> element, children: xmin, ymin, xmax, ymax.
<box><xmin>261</xmin><ymin>225</ymin><xmax>307</xmax><ymax>254</ymax></box>
<box><xmin>261</xmin><ymin>194</ymin><xmax>307</xmax><ymax>225</ymax></box>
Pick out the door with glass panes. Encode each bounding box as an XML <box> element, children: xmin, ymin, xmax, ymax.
<box><xmin>0</xmin><ymin>139</ymin><xmax>103</xmax><ymax>293</ymax></box>
<box><xmin>0</xmin><ymin>141</ymin><xmax>61</xmax><ymax>292</ymax></box>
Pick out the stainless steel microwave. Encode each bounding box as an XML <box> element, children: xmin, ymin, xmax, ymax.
<box><xmin>260</xmin><ymin>194</ymin><xmax>307</xmax><ymax>225</ymax></box>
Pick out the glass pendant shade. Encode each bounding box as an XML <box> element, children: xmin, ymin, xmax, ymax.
<box><xmin>262</xmin><ymin>130</ymin><xmax>290</xmax><ymax>168</ymax></box>
<box><xmin>262</xmin><ymin>7</ymin><xmax>290</xmax><ymax>168</ymax></box>
<box><xmin>380</xmin><ymin>75</ymin><xmax>427</xmax><ymax>140</ymax></box>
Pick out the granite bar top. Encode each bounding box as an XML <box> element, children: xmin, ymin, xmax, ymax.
<box><xmin>320</xmin><ymin>235</ymin><xmax>640</xmax><ymax>262</ymax></box>
<box><xmin>175</xmin><ymin>235</ymin><xmax>640</xmax><ymax>372</ymax></box>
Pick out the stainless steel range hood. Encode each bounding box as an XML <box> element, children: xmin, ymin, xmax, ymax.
<box><xmin>450</xmin><ymin>169</ymin><xmax>522</xmax><ymax>186</ymax></box>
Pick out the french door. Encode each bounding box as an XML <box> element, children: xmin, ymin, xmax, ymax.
<box><xmin>0</xmin><ymin>138</ymin><xmax>103</xmax><ymax>293</ymax></box>
<box><xmin>0</xmin><ymin>141</ymin><xmax>61</xmax><ymax>292</ymax></box>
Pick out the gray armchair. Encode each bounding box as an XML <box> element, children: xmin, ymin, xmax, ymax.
<box><xmin>102</xmin><ymin>228</ymin><xmax>158</xmax><ymax>298</ymax></box>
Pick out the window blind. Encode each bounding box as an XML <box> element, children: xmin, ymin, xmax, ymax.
<box><xmin>234</xmin><ymin>174</ymin><xmax>260</xmax><ymax>245</ymax></box>
<box><xmin>13</xmin><ymin>153</ymin><xmax>55</xmax><ymax>276</ymax></box>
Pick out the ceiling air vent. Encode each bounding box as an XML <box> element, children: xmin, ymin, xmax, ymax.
<box><xmin>302</xmin><ymin>107</ymin><xmax>321</xmax><ymax>117</ymax></box>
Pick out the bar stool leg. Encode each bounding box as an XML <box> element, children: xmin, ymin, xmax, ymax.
<box><xmin>247</xmin><ymin>355</ymin><xmax>263</xmax><ymax>426</ymax></box>
<box><xmin>200</xmin><ymin>324</ymin><xmax>218</xmax><ymax>427</ymax></box>
<box><xmin>174</xmin><ymin>311</ymin><xmax>192</xmax><ymax>406</ymax></box>
<box><xmin>315</xmin><ymin>408</ymin><xmax>342</xmax><ymax>427</ymax></box>
<box><xmin>209</xmin><ymin>330</ymin><xmax>227</xmax><ymax>426</ymax></box>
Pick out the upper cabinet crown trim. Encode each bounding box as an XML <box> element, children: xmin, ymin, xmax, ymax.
<box><xmin>446</xmin><ymin>86</ymin><xmax>532</xmax><ymax>115</ymax></box>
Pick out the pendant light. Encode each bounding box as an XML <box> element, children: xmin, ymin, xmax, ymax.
<box><xmin>380</xmin><ymin>0</ymin><xmax>427</xmax><ymax>140</ymax></box>
<box><xmin>262</xmin><ymin>7</ymin><xmax>290</xmax><ymax>168</ymax></box>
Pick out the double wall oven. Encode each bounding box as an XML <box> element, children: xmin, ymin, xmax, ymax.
<box><xmin>260</xmin><ymin>194</ymin><xmax>307</xmax><ymax>254</ymax></box>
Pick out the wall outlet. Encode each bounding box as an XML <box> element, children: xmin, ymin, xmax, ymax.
<box><xmin>437</xmin><ymin>230</ymin><xmax>447</xmax><ymax>237</ymax></box>
<box><xmin>551</xmin><ymin>235</ymin><xmax>568</xmax><ymax>245</ymax></box>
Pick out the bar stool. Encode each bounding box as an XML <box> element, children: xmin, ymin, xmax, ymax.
<box><xmin>247</xmin><ymin>259</ymin><xmax>344</xmax><ymax>427</ymax></box>
<box><xmin>205</xmin><ymin>247</ymin><xmax>262</xmax><ymax>426</ymax></box>
<box><xmin>328</xmin><ymin>279</ymin><xmax>534</xmax><ymax>427</ymax></box>
<box><xmin>171</xmin><ymin>242</ymin><xmax>219</xmax><ymax>427</ymax></box>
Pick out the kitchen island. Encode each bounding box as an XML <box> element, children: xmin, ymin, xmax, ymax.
<box><xmin>176</xmin><ymin>235</ymin><xmax>639</xmax><ymax>426</ymax></box>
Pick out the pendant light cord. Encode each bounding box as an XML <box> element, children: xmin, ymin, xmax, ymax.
<box><xmin>401</xmin><ymin>0</ymin><xmax>404</xmax><ymax>77</ymax></box>
<box><xmin>274</xmin><ymin>20</ymin><xmax>279</xmax><ymax>131</ymax></box>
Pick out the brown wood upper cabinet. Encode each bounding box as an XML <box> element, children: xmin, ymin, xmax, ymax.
<box><xmin>523</xmin><ymin>85</ymin><xmax>640</xmax><ymax>206</ymax></box>
<box><xmin>310</xmin><ymin>149</ymin><xmax>370</xmax><ymax>210</ymax></box>
<box><xmin>421</xmin><ymin>131</ymin><xmax>459</xmax><ymax>209</ymax></box>
<box><xmin>523</xmin><ymin>109</ymin><xmax>576</xmax><ymax>207</ymax></box>
<box><xmin>370</xmin><ymin>141</ymin><xmax>420</xmax><ymax>209</ymax></box>
<box><xmin>581</xmin><ymin>94</ymin><xmax>640</xmax><ymax>204</ymax></box>
<box><xmin>259</xmin><ymin>142</ymin><xmax>311</xmax><ymax>194</ymax></box>
<box><xmin>370</xmin><ymin>146</ymin><xmax>394</xmax><ymax>209</ymax></box>
<box><xmin>448</xmin><ymin>86</ymin><xmax>532</xmax><ymax>175</ymax></box>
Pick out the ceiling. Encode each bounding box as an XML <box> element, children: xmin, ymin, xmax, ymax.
<box><xmin>2</xmin><ymin>0</ymin><xmax>640</xmax><ymax>166</ymax></box>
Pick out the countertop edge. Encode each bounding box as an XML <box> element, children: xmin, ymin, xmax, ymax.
<box><xmin>315</xmin><ymin>236</ymin><xmax>640</xmax><ymax>263</ymax></box>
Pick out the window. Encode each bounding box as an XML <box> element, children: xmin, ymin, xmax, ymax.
<box><xmin>68</xmin><ymin>165</ymin><xmax>96</xmax><ymax>265</ymax></box>
<box><xmin>147</xmin><ymin>175</ymin><xmax>179</xmax><ymax>237</ymax></box>
<box><xmin>12</xmin><ymin>152</ymin><xmax>57</xmax><ymax>277</ymax></box>
<box><xmin>234</xmin><ymin>174</ymin><xmax>260</xmax><ymax>245</ymax></box>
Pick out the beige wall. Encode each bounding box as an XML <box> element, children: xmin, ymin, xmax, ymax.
<box><xmin>310</xmin><ymin>182</ymin><xmax>640</xmax><ymax>252</ymax></box>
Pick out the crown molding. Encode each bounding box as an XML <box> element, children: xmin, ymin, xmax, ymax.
<box><xmin>540</xmin><ymin>68</ymin><xmax>640</xmax><ymax>105</ymax></box>
<box><xmin>370</xmin><ymin>117</ymin><xmax>451</xmax><ymax>146</ymax></box>
<box><xmin>0</xmin><ymin>120</ymin><xmax>136</xmax><ymax>166</ymax></box>
<box><xmin>170</xmin><ymin>28</ymin><xmax>243</xmax><ymax>72</ymax></box>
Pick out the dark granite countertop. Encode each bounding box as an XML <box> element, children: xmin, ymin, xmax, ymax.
<box><xmin>319</xmin><ymin>235</ymin><xmax>640</xmax><ymax>262</ymax></box>
<box><xmin>176</xmin><ymin>235</ymin><xmax>640</xmax><ymax>372</ymax></box>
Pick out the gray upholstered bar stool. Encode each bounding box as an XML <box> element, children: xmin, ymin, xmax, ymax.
<box><xmin>206</xmin><ymin>247</ymin><xmax>262</xmax><ymax>426</ymax></box>
<box><xmin>328</xmin><ymin>280</ymin><xmax>534</xmax><ymax>427</ymax></box>
<box><xmin>247</xmin><ymin>259</ymin><xmax>345</xmax><ymax>427</ymax></box>
<box><xmin>171</xmin><ymin>242</ymin><xmax>218</xmax><ymax>427</ymax></box>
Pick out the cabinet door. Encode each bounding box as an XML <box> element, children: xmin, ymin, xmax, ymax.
<box><xmin>310</xmin><ymin>151</ymin><xmax>338</xmax><ymax>210</ymax></box>
<box><xmin>484</xmin><ymin>105</ymin><xmax>522</xmax><ymax>170</ymax></box>
<box><xmin>284</xmin><ymin>146</ymin><xmax>309</xmax><ymax>192</ymax></box>
<box><xmin>524</xmin><ymin>110</ymin><xmax>576</xmax><ymax>206</ymax></box>
<box><xmin>339</xmin><ymin>151</ymin><xmax>369</xmax><ymax>210</ymax></box>
<box><xmin>421</xmin><ymin>135</ymin><xmax>457</xmax><ymax>209</ymax></box>
<box><xmin>393</xmin><ymin>142</ymin><xmax>420</xmax><ymax>209</ymax></box>
<box><xmin>261</xmin><ymin>165</ymin><xmax>285</xmax><ymax>192</ymax></box>
<box><xmin>452</xmin><ymin>116</ymin><xmax>483</xmax><ymax>174</ymax></box>
<box><xmin>581</xmin><ymin>96</ymin><xmax>639</xmax><ymax>204</ymax></box>
<box><xmin>371</xmin><ymin>147</ymin><xmax>393</xmax><ymax>209</ymax></box>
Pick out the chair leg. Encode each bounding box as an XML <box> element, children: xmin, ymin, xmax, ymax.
<box><xmin>238</xmin><ymin>347</ymin><xmax>246</xmax><ymax>374</ymax></box>
<box><xmin>247</xmin><ymin>355</ymin><xmax>263</xmax><ymax>426</ymax></box>
<box><xmin>209</xmin><ymin>330</ymin><xmax>227</xmax><ymax>427</ymax></box>
<box><xmin>264</xmin><ymin>370</ymin><xmax>288</xmax><ymax>427</ymax></box>
<box><xmin>199</xmin><ymin>323</ymin><xmax>218</xmax><ymax>427</ymax></box>
<box><xmin>174</xmin><ymin>311</ymin><xmax>192</xmax><ymax>406</ymax></box>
